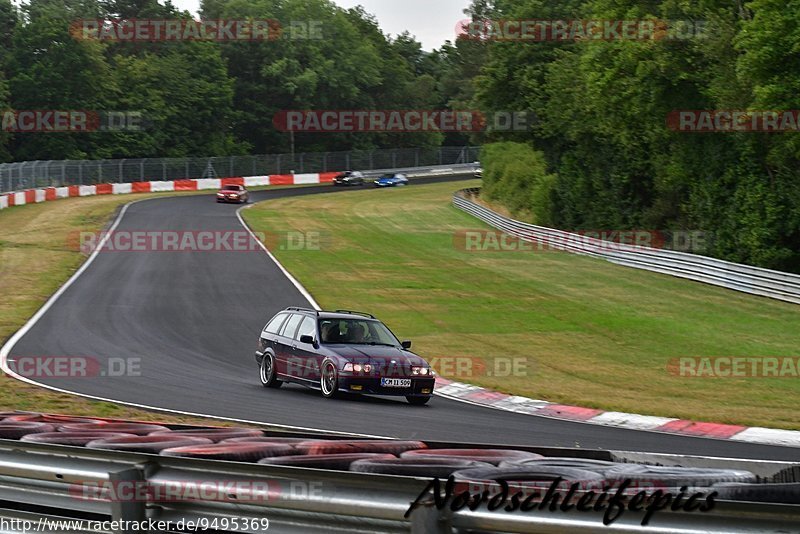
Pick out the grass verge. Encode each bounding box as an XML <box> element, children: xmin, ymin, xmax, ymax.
<box><xmin>243</xmin><ymin>180</ymin><xmax>800</xmax><ymax>430</ymax></box>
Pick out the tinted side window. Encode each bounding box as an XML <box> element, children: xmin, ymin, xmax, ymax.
<box><xmin>264</xmin><ymin>313</ymin><xmax>288</xmax><ymax>334</ymax></box>
<box><xmin>279</xmin><ymin>314</ymin><xmax>303</xmax><ymax>338</ymax></box>
<box><xmin>296</xmin><ymin>317</ymin><xmax>317</xmax><ymax>342</ymax></box>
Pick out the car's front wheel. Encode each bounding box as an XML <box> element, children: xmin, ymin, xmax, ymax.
<box><xmin>406</xmin><ymin>396</ymin><xmax>430</xmax><ymax>406</ymax></box>
<box><xmin>321</xmin><ymin>360</ymin><xmax>339</xmax><ymax>398</ymax></box>
<box><xmin>260</xmin><ymin>353</ymin><xmax>282</xmax><ymax>388</ymax></box>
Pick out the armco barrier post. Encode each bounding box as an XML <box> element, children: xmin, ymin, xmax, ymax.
<box><xmin>410</xmin><ymin>501</ymin><xmax>450</xmax><ymax>534</ymax></box>
<box><xmin>108</xmin><ymin>466</ymin><xmax>146</xmax><ymax>532</ymax></box>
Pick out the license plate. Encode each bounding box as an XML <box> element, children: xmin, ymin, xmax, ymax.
<box><xmin>381</xmin><ymin>378</ymin><xmax>411</xmax><ymax>388</ymax></box>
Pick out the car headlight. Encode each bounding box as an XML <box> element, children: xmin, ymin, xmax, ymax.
<box><xmin>411</xmin><ymin>366</ymin><xmax>433</xmax><ymax>376</ymax></box>
<box><xmin>343</xmin><ymin>363</ymin><xmax>372</xmax><ymax>373</ymax></box>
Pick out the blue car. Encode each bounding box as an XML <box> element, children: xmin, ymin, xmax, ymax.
<box><xmin>373</xmin><ymin>173</ymin><xmax>409</xmax><ymax>187</ymax></box>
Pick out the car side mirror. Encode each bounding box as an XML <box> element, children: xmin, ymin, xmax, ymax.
<box><xmin>401</xmin><ymin>340</ymin><xmax>412</xmax><ymax>349</ymax></box>
<box><xmin>300</xmin><ymin>335</ymin><xmax>315</xmax><ymax>345</ymax></box>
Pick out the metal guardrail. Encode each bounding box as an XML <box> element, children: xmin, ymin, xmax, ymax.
<box><xmin>0</xmin><ymin>147</ymin><xmax>481</xmax><ymax>193</ymax></box>
<box><xmin>0</xmin><ymin>437</ymin><xmax>798</xmax><ymax>533</ymax></box>
<box><xmin>453</xmin><ymin>188</ymin><xmax>800</xmax><ymax>305</ymax></box>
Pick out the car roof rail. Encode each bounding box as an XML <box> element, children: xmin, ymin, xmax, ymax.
<box><xmin>285</xmin><ymin>307</ymin><xmax>319</xmax><ymax>315</ymax></box>
<box><xmin>332</xmin><ymin>309</ymin><xmax>376</xmax><ymax>319</ymax></box>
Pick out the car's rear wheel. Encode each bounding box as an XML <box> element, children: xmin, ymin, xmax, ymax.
<box><xmin>321</xmin><ymin>361</ymin><xmax>339</xmax><ymax>398</ymax></box>
<box><xmin>260</xmin><ymin>353</ymin><xmax>282</xmax><ymax>388</ymax></box>
<box><xmin>406</xmin><ymin>396</ymin><xmax>430</xmax><ymax>406</ymax></box>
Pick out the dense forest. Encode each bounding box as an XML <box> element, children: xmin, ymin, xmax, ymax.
<box><xmin>0</xmin><ymin>0</ymin><xmax>482</xmax><ymax>160</ymax></box>
<box><xmin>1</xmin><ymin>0</ymin><xmax>799</xmax><ymax>271</ymax></box>
<box><xmin>473</xmin><ymin>0</ymin><xmax>800</xmax><ymax>272</ymax></box>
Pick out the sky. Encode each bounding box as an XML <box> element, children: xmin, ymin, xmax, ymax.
<box><xmin>170</xmin><ymin>0</ymin><xmax>471</xmax><ymax>50</ymax></box>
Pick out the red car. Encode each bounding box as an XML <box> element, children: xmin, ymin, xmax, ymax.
<box><xmin>216</xmin><ymin>184</ymin><xmax>249</xmax><ymax>204</ymax></box>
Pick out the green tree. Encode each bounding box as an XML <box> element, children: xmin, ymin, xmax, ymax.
<box><xmin>0</xmin><ymin>0</ymin><xmax>16</xmax><ymax>161</ymax></box>
<box><xmin>9</xmin><ymin>0</ymin><xmax>115</xmax><ymax>160</ymax></box>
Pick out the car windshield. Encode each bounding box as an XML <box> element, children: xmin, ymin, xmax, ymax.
<box><xmin>223</xmin><ymin>185</ymin><xmax>240</xmax><ymax>191</ymax></box>
<box><xmin>319</xmin><ymin>318</ymin><xmax>399</xmax><ymax>346</ymax></box>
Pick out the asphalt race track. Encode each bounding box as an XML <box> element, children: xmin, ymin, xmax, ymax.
<box><xmin>5</xmin><ymin>174</ymin><xmax>799</xmax><ymax>460</ymax></box>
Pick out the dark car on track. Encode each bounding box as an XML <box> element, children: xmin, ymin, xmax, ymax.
<box><xmin>255</xmin><ymin>308</ymin><xmax>435</xmax><ymax>405</ymax></box>
<box><xmin>332</xmin><ymin>171</ymin><xmax>365</xmax><ymax>186</ymax></box>
<box><xmin>216</xmin><ymin>184</ymin><xmax>249</xmax><ymax>203</ymax></box>
<box><xmin>373</xmin><ymin>173</ymin><xmax>409</xmax><ymax>187</ymax></box>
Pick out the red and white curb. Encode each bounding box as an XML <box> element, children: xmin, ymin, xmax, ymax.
<box><xmin>0</xmin><ymin>173</ymin><xmax>340</xmax><ymax>211</ymax></box>
<box><xmin>434</xmin><ymin>377</ymin><xmax>800</xmax><ymax>447</ymax></box>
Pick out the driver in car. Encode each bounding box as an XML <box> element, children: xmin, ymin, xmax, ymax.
<box><xmin>321</xmin><ymin>322</ymin><xmax>340</xmax><ymax>343</ymax></box>
<box><xmin>346</xmin><ymin>323</ymin><xmax>367</xmax><ymax>344</ymax></box>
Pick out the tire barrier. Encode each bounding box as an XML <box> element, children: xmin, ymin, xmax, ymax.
<box><xmin>350</xmin><ymin>457</ymin><xmax>494</xmax><ymax>478</ymax></box>
<box><xmin>219</xmin><ymin>437</ymin><xmax>309</xmax><ymax>445</ymax></box>
<box><xmin>57</xmin><ymin>422</ymin><xmax>170</xmax><ymax>435</ymax></box>
<box><xmin>86</xmin><ymin>435</ymin><xmax>215</xmax><ymax>454</ymax></box>
<box><xmin>0</xmin><ymin>412</ymin><xmax>41</xmax><ymax>421</ymax></box>
<box><xmin>259</xmin><ymin>453</ymin><xmax>397</xmax><ymax>471</ymax></box>
<box><xmin>296</xmin><ymin>440</ymin><xmax>427</xmax><ymax>456</ymax></box>
<box><xmin>149</xmin><ymin>428</ymin><xmax>264</xmax><ymax>443</ymax></box>
<box><xmin>160</xmin><ymin>442</ymin><xmax>297</xmax><ymax>462</ymax></box>
<box><xmin>498</xmin><ymin>457</ymin><xmax>622</xmax><ymax>474</ymax></box>
<box><xmin>452</xmin><ymin>466</ymin><xmax>607</xmax><ymax>492</ymax></box>
<box><xmin>712</xmin><ymin>482</ymin><xmax>800</xmax><ymax>504</ymax></box>
<box><xmin>401</xmin><ymin>448</ymin><xmax>543</xmax><ymax>466</ymax></box>
<box><xmin>0</xmin><ymin>421</ymin><xmax>56</xmax><ymax>439</ymax></box>
<box><xmin>7</xmin><ymin>414</ymin><xmax>102</xmax><ymax>424</ymax></box>
<box><xmin>604</xmin><ymin>465</ymin><xmax>757</xmax><ymax>489</ymax></box>
<box><xmin>20</xmin><ymin>432</ymin><xmax>136</xmax><ymax>446</ymax></box>
<box><xmin>0</xmin><ymin>412</ymin><xmax>797</xmax><ymax>531</ymax></box>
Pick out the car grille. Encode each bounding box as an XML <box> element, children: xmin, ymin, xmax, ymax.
<box><xmin>374</xmin><ymin>363</ymin><xmax>414</xmax><ymax>378</ymax></box>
